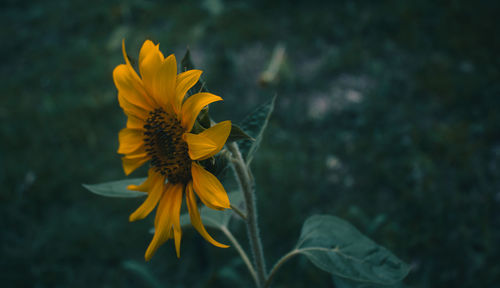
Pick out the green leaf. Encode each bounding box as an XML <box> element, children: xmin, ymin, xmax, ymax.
<box><xmin>198</xmin><ymin>106</ymin><xmax>211</xmax><ymax>128</ymax></box>
<box><xmin>238</xmin><ymin>95</ymin><xmax>276</xmax><ymax>163</ymax></box>
<box><xmin>180</xmin><ymin>48</ymin><xmax>208</xmax><ymax>94</ymax></box>
<box><xmin>333</xmin><ymin>275</ymin><xmax>406</xmax><ymax>288</ymax></box>
<box><xmin>296</xmin><ymin>215</ymin><xmax>410</xmax><ymax>285</ymax></box>
<box><xmin>180</xmin><ymin>48</ymin><xmax>195</xmax><ymax>72</ymax></box>
<box><xmin>180</xmin><ymin>191</ymin><xmax>244</xmax><ymax>229</ymax></box>
<box><xmin>200</xmin><ymin>152</ymin><xmax>229</xmax><ymax>178</ymax></box>
<box><xmin>227</xmin><ymin>124</ymin><xmax>254</xmax><ymax>142</ymax></box>
<box><xmin>83</xmin><ymin>178</ymin><xmax>147</xmax><ymax>198</ymax></box>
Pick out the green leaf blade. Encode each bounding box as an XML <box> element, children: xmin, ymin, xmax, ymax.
<box><xmin>332</xmin><ymin>275</ymin><xmax>407</xmax><ymax>288</ymax></box>
<box><xmin>227</xmin><ymin>124</ymin><xmax>254</xmax><ymax>142</ymax></box>
<box><xmin>180</xmin><ymin>48</ymin><xmax>195</xmax><ymax>72</ymax></box>
<box><xmin>180</xmin><ymin>48</ymin><xmax>208</xmax><ymax>94</ymax></box>
<box><xmin>83</xmin><ymin>178</ymin><xmax>147</xmax><ymax>198</ymax></box>
<box><xmin>296</xmin><ymin>215</ymin><xmax>410</xmax><ymax>285</ymax></box>
<box><xmin>238</xmin><ymin>95</ymin><xmax>276</xmax><ymax>163</ymax></box>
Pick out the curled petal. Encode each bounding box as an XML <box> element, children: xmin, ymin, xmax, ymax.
<box><xmin>174</xmin><ymin>70</ymin><xmax>202</xmax><ymax>113</ymax></box>
<box><xmin>127</xmin><ymin>168</ymin><xmax>157</xmax><ymax>192</ymax></box>
<box><xmin>191</xmin><ymin>162</ymin><xmax>230</xmax><ymax>210</ymax></box>
<box><xmin>183</xmin><ymin>120</ymin><xmax>231</xmax><ymax>160</ymax></box>
<box><xmin>186</xmin><ymin>182</ymin><xmax>229</xmax><ymax>248</ymax></box>
<box><xmin>181</xmin><ymin>93</ymin><xmax>222</xmax><ymax>132</ymax></box>
<box><xmin>129</xmin><ymin>171</ymin><xmax>164</xmax><ymax>222</ymax></box>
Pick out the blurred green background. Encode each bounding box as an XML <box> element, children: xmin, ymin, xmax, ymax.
<box><xmin>2</xmin><ymin>0</ymin><xmax>499</xmax><ymax>287</ymax></box>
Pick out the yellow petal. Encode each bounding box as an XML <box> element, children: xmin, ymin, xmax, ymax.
<box><xmin>191</xmin><ymin>162</ymin><xmax>230</xmax><ymax>210</ymax></box>
<box><xmin>121</xmin><ymin>39</ymin><xmax>134</xmax><ymax>69</ymax></box>
<box><xmin>184</xmin><ymin>120</ymin><xmax>231</xmax><ymax>160</ymax></box>
<box><xmin>121</xmin><ymin>140</ymin><xmax>148</xmax><ymax>160</ymax></box>
<box><xmin>139</xmin><ymin>40</ymin><xmax>157</xmax><ymax>63</ymax></box>
<box><xmin>152</xmin><ymin>54</ymin><xmax>177</xmax><ymax>113</ymax></box>
<box><xmin>183</xmin><ymin>133</ymin><xmax>217</xmax><ymax>160</ymax></box>
<box><xmin>117</xmin><ymin>91</ymin><xmax>149</xmax><ymax>120</ymax></box>
<box><xmin>173</xmin><ymin>222</ymin><xmax>182</xmax><ymax>258</ymax></box>
<box><xmin>122</xmin><ymin>155</ymin><xmax>148</xmax><ymax>176</ymax></box>
<box><xmin>118</xmin><ymin>128</ymin><xmax>144</xmax><ymax>154</ymax></box>
<box><xmin>139</xmin><ymin>41</ymin><xmax>164</xmax><ymax>104</ymax></box>
<box><xmin>129</xmin><ymin>172</ymin><xmax>164</xmax><ymax>222</ymax></box>
<box><xmin>127</xmin><ymin>168</ymin><xmax>156</xmax><ymax>192</ymax></box>
<box><xmin>180</xmin><ymin>93</ymin><xmax>222</xmax><ymax>132</ymax></box>
<box><xmin>118</xmin><ymin>41</ymin><xmax>154</xmax><ymax>105</ymax></box>
<box><xmin>174</xmin><ymin>70</ymin><xmax>202</xmax><ymax>113</ymax></box>
<box><xmin>126</xmin><ymin>113</ymin><xmax>146</xmax><ymax>129</ymax></box>
<box><xmin>121</xmin><ymin>40</ymin><xmax>145</xmax><ymax>90</ymax></box>
<box><xmin>145</xmin><ymin>183</ymin><xmax>183</xmax><ymax>261</ymax></box>
<box><xmin>113</xmin><ymin>64</ymin><xmax>154</xmax><ymax>111</ymax></box>
<box><xmin>200</xmin><ymin>121</ymin><xmax>232</xmax><ymax>148</ymax></box>
<box><xmin>186</xmin><ymin>182</ymin><xmax>229</xmax><ymax>248</ymax></box>
<box><xmin>125</xmin><ymin>149</ymin><xmax>148</xmax><ymax>159</ymax></box>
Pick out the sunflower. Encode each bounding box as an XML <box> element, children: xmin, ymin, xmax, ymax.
<box><xmin>113</xmin><ymin>39</ymin><xmax>231</xmax><ymax>261</ymax></box>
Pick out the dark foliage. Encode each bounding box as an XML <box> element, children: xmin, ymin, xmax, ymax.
<box><xmin>1</xmin><ymin>0</ymin><xmax>499</xmax><ymax>287</ymax></box>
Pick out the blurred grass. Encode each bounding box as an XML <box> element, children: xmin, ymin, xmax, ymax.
<box><xmin>1</xmin><ymin>0</ymin><xmax>499</xmax><ymax>287</ymax></box>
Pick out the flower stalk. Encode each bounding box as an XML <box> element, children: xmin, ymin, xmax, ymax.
<box><xmin>264</xmin><ymin>249</ymin><xmax>299</xmax><ymax>288</ymax></box>
<box><xmin>228</xmin><ymin>142</ymin><xmax>267</xmax><ymax>287</ymax></box>
<box><xmin>220</xmin><ymin>226</ymin><xmax>258</xmax><ymax>285</ymax></box>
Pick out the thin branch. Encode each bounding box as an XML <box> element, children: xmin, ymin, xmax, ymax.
<box><xmin>220</xmin><ymin>226</ymin><xmax>258</xmax><ymax>286</ymax></box>
<box><xmin>228</xmin><ymin>142</ymin><xmax>267</xmax><ymax>287</ymax></box>
<box><xmin>264</xmin><ymin>249</ymin><xmax>299</xmax><ymax>288</ymax></box>
<box><xmin>230</xmin><ymin>204</ymin><xmax>247</xmax><ymax>221</ymax></box>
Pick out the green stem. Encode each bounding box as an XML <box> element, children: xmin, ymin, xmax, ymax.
<box><xmin>264</xmin><ymin>249</ymin><xmax>299</xmax><ymax>288</ymax></box>
<box><xmin>228</xmin><ymin>142</ymin><xmax>267</xmax><ymax>287</ymax></box>
<box><xmin>220</xmin><ymin>226</ymin><xmax>258</xmax><ymax>286</ymax></box>
<box><xmin>230</xmin><ymin>203</ymin><xmax>247</xmax><ymax>221</ymax></box>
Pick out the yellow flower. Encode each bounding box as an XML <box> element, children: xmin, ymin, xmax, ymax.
<box><xmin>113</xmin><ymin>39</ymin><xmax>231</xmax><ymax>261</ymax></box>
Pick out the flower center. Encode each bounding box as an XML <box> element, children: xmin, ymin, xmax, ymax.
<box><xmin>144</xmin><ymin>108</ymin><xmax>191</xmax><ymax>184</ymax></box>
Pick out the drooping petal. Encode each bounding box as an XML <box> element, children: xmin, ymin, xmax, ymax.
<box><xmin>180</xmin><ymin>92</ymin><xmax>222</xmax><ymax>132</ymax></box>
<box><xmin>139</xmin><ymin>41</ymin><xmax>164</xmax><ymax>104</ymax></box>
<box><xmin>152</xmin><ymin>54</ymin><xmax>177</xmax><ymax>113</ymax></box>
<box><xmin>122</xmin><ymin>154</ymin><xmax>149</xmax><ymax>176</ymax></box>
<box><xmin>118</xmin><ymin>128</ymin><xmax>144</xmax><ymax>154</ymax></box>
<box><xmin>127</xmin><ymin>168</ymin><xmax>156</xmax><ymax>191</ymax></box>
<box><xmin>183</xmin><ymin>120</ymin><xmax>231</xmax><ymax>160</ymax></box>
<box><xmin>145</xmin><ymin>183</ymin><xmax>183</xmax><ymax>261</ymax></box>
<box><xmin>186</xmin><ymin>182</ymin><xmax>229</xmax><ymax>248</ymax></box>
<box><xmin>173</xmin><ymin>216</ymin><xmax>182</xmax><ymax>258</ymax></box>
<box><xmin>191</xmin><ymin>162</ymin><xmax>230</xmax><ymax>210</ymax></box>
<box><xmin>129</xmin><ymin>171</ymin><xmax>165</xmax><ymax>222</ymax></box>
<box><xmin>174</xmin><ymin>69</ymin><xmax>202</xmax><ymax>113</ymax></box>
